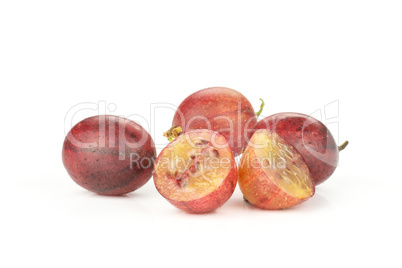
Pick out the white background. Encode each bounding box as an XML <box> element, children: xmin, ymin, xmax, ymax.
<box><xmin>1</xmin><ymin>1</ymin><xmax>401</xmax><ymax>267</ymax></box>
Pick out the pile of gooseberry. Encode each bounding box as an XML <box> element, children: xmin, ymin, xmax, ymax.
<box><xmin>63</xmin><ymin>87</ymin><xmax>348</xmax><ymax>213</ymax></box>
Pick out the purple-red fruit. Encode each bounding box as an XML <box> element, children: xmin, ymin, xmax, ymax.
<box><xmin>62</xmin><ymin>115</ymin><xmax>156</xmax><ymax>195</ymax></box>
<box><xmin>239</xmin><ymin>130</ymin><xmax>315</xmax><ymax>210</ymax></box>
<box><xmin>167</xmin><ymin>87</ymin><xmax>257</xmax><ymax>156</ymax></box>
<box><xmin>252</xmin><ymin>112</ymin><xmax>347</xmax><ymax>186</ymax></box>
<box><xmin>154</xmin><ymin>130</ymin><xmax>238</xmax><ymax>214</ymax></box>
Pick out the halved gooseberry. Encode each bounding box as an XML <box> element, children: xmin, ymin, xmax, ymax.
<box><xmin>239</xmin><ymin>129</ymin><xmax>315</xmax><ymax>210</ymax></box>
<box><xmin>153</xmin><ymin>129</ymin><xmax>237</xmax><ymax>213</ymax></box>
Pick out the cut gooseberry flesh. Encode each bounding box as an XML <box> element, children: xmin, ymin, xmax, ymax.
<box><xmin>239</xmin><ymin>129</ymin><xmax>315</xmax><ymax>210</ymax></box>
<box><xmin>153</xmin><ymin>130</ymin><xmax>237</xmax><ymax>214</ymax></box>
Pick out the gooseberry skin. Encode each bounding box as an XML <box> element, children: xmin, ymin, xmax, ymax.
<box><xmin>252</xmin><ymin>113</ymin><xmax>338</xmax><ymax>186</ymax></box>
<box><xmin>153</xmin><ymin>130</ymin><xmax>238</xmax><ymax>214</ymax></box>
<box><xmin>171</xmin><ymin>87</ymin><xmax>257</xmax><ymax>156</ymax></box>
<box><xmin>62</xmin><ymin>115</ymin><xmax>156</xmax><ymax>195</ymax></box>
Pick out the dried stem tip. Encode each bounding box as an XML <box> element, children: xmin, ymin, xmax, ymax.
<box><xmin>163</xmin><ymin>126</ymin><xmax>183</xmax><ymax>142</ymax></box>
<box><xmin>338</xmin><ymin>140</ymin><xmax>349</xmax><ymax>151</ymax></box>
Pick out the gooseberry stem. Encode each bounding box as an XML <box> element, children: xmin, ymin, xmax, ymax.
<box><xmin>338</xmin><ymin>140</ymin><xmax>349</xmax><ymax>151</ymax></box>
<box><xmin>256</xmin><ymin>98</ymin><xmax>265</xmax><ymax>118</ymax></box>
